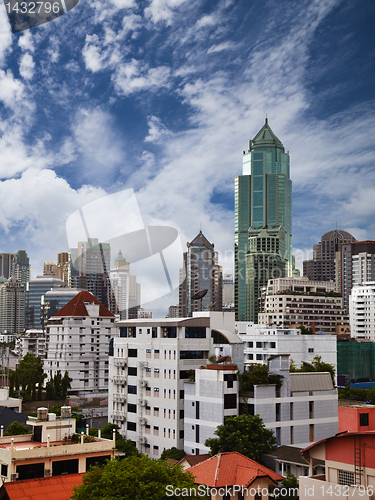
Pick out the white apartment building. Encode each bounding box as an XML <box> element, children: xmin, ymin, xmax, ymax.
<box><xmin>258</xmin><ymin>277</ymin><xmax>348</xmax><ymax>333</ymax></box>
<box><xmin>184</xmin><ymin>364</ymin><xmax>239</xmax><ymax>455</ymax></box>
<box><xmin>236</xmin><ymin>322</ymin><xmax>337</xmax><ymax>375</ymax></box>
<box><xmin>349</xmin><ymin>282</ymin><xmax>375</xmax><ymax>339</ymax></box>
<box><xmin>44</xmin><ymin>291</ymin><xmax>117</xmax><ymax>397</ymax></box>
<box><xmin>244</xmin><ymin>354</ymin><xmax>338</xmax><ymax>448</ymax></box>
<box><xmin>15</xmin><ymin>330</ymin><xmax>46</xmax><ymax>359</ymax></box>
<box><xmin>108</xmin><ymin>312</ymin><xmax>243</xmax><ymax>458</ymax></box>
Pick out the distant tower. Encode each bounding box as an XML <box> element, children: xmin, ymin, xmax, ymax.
<box><xmin>179</xmin><ymin>231</ymin><xmax>223</xmax><ymax>317</ymax></box>
<box><xmin>57</xmin><ymin>252</ymin><xmax>69</xmax><ymax>285</ymax></box>
<box><xmin>0</xmin><ymin>253</ymin><xmax>16</xmax><ymax>279</ymax></box>
<box><xmin>11</xmin><ymin>250</ymin><xmax>30</xmax><ymax>286</ymax></box>
<box><xmin>0</xmin><ymin>277</ymin><xmax>25</xmax><ymax>334</ymax></box>
<box><xmin>43</xmin><ymin>260</ymin><xmax>58</xmax><ymax>277</ymax></box>
<box><xmin>110</xmin><ymin>250</ymin><xmax>141</xmax><ymax>319</ymax></box>
<box><xmin>303</xmin><ymin>229</ymin><xmax>356</xmax><ymax>282</ymax></box>
<box><xmin>235</xmin><ymin>119</ymin><xmax>292</xmax><ymax>322</ymax></box>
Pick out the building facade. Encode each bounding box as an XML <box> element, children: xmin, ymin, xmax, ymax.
<box><xmin>235</xmin><ymin>119</ymin><xmax>292</xmax><ymax>323</ymax></box>
<box><xmin>257</xmin><ymin>277</ymin><xmax>348</xmax><ymax>333</ymax></box>
<box><xmin>44</xmin><ymin>291</ymin><xmax>117</xmax><ymax>397</ymax></box>
<box><xmin>236</xmin><ymin>322</ymin><xmax>337</xmax><ymax>375</ymax></box>
<box><xmin>0</xmin><ymin>277</ymin><xmax>25</xmax><ymax>334</ymax></box>
<box><xmin>109</xmin><ymin>250</ymin><xmax>141</xmax><ymax>320</ymax></box>
<box><xmin>349</xmin><ymin>282</ymin><xmax>375</xmax><ymax>339</ymax></box>
<box><xmin>108</xmin><ymin>312</ymin><xmax>243</xmax><ymax>458</ymax></box>
<box><xmin>57</xmin><ymin>252</ymin><xmax>69</xmax><ymax>285</ymax></box>
<box><xmin>0</xmin><ymin>253</ymin><xmax>15</xmax><ymax>279</ymax></box>
<box><xmin>303</xmin><ymin>229</ymin><xmax>356</xmax><ymax>282</ymax></box>
<box><xmin>179</xmin><ymin>231</ymin><xmax>222</xmax><ymax>317</ymax></box>
<box><xmin>243</xmin><ymin>355</ymin><xmax>338</xmax><ymax>447</ymax></box>
<box><xmin>25</xmin><ymin>276</ymin><xmax>66</xmax><ymax>330</ymax></box>
<box><xmin>69</xmin><ymin>238</ymin><xmax>111</xmax><ymax>309</ymax></box>
<box><xmin>340</xmin><ymin>241</ymin><xmax>375</xmax><ymax>312</ymax></box>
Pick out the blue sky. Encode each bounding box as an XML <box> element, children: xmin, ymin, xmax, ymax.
<box><xmin>0</xmin><ymin>0</ymin><xmax>374</xmax><ymax>313</ymax></box>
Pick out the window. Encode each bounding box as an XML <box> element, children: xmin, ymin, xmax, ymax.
<box><xmin>180</xmin><ymin>351</ymin><xmax>204</xmax><ymax>359</ymax></box>
<box><xmin>256</xmin><ymin>342</ymin><xmax>262</xmax><ymax>348</ymax></box>
<box><xmin>128</xmin><ymin>385</ymin><xmax>137</xmax><ymax>394</ymax></box>
<box><xmin>128</xmin><ymin>349</ymin><xmax>137</xmax><ymax>357</ymax></box>
<box><xmin>128</xmin><ymin>367</ymin><xmax>137</xmax><ymax>376</ymax></box>
<box><xmin>224</xmin><ymin>394</ymin><xmax>237</xmax><ymax>409</ymax></box>
<box><xmin>185</xmin><ymin>327</ymin><xmax>206</xmax><ymax>338</ymax></box>
<box><xmin>338</xmin><ymin>470</ymin><xmax>354</xmax><ymax>486</ymax></box>
<box><xmin>360</xmin><ymin>413</ymin><xmax>369</xmax><ymax>426</ymax></box>
<box><xmin>308</xmin><ymin>348</ymin><xmax>314</xmax><ymax>353</ymax></box>
<box><xmin>127</xmin><ymin>422</ymin><xmax>136</xmax><ymax>431</ymax></box>
<box><xmin>128</xmin><ymin>403</ymin><xmax>137</xmax><ymax>413</ymax></box>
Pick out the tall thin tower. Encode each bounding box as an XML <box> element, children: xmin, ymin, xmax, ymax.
<box><xmin>235</xmin><ymin>119</ymin><xmax>292</xmax><ymax>321</ymax></box>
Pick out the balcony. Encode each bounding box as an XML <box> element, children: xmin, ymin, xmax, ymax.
<box><xmin>111</xmin><ymin>374</ymin><xmax>127</xmax><ymax>383</ymax></box>
<box><xmin>113</xmin><ymin>393</ymin><xmax>126</xmax><ymax>403</ymax></box>
<box><xmin>114</xmin><ymin>358</ymin><xmax>127</xmax><ymax>367</ymax></box>
<box><xmin>112</xmin><ymin>410</ymin><xmax>126</xmax><ymax>420</ymax></box>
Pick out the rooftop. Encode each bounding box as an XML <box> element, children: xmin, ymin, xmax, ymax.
<box><xmin>0</xmin><ymin>473</ymin><xmax>84</xmax><ymax>500</ymax></box>
<box><xmin>53</xmin><ymin>290</ymin><xmax>114</xmax><ymax>318</ymax></box>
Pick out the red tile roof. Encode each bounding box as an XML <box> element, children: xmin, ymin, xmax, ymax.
<box><xmin>2</xmin><ymin>473</ymin><xmax>84</xmax><ymax>500</ymax></box>
<box><xmin>53</xmin><ymin>290</ymin><xmax>114</xmax><ymax>318</ymax></box>
<box><xmin>188</xmin><ymin>452</ymin><xmax>283</xmax><ymax>488</ymax></box>
<box><xmin>178</xmin><ymin>454</ymin><xmax>211</xmax><ymax>467</ymax></box>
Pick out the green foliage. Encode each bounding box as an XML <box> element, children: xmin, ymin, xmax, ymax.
<box><xmin>115</xmin><ymin>438</ymin><xmax>140</xmax><ymax>456</ymax></box>
<box><xmin>338</xmin><ymin>386</ymin><xmax>375</xmax><ymax>404</ymax></box>
<box><xmin>238</xmin><ymin>365</ymin><xmax>284</xmax><ymax>393</ymax></box>
<box><xmin>204</xmin><ymin>414</ymin><xmax>276</xmax><ymax>463</ymax></box>
<box><xmin>279</xmin><ymin>471</ymin><xmax>299</xmax><ymax>499</ymax></box>
<box><xmin>45</xmin><ymin>371</ymin><xmax>72</xmax><ymax>400</ymax></box>
<box><xmin>160</xmin><ymin>447</ymin><xmax>186</xmax><ymax>461</ymax></box>
<box><xmin>297</xmin><ymin>325</ymin><xmax>313</xmax><ymax>335</ymax></box>
<box><xmin>291</xmin><ymin>355</ymin><xmax>335</xmax><ymax>383</ymax></box>
<box><xmin>4</xmin><ymin>421</ymin><xmax>32</xmax><ymax>436</ymax></box>
<box><xmin>208</xmin><ymin>355</ymin><xmax>217</xmax><ymax>364</ymax></box>
<box><xmin>89</xmin><ymin>427</ymin><xmax>98</xmax><ymax>437</ymax></box>
<box><xmin>101</xmin><ymin>423</ymin><xmax>121</xmax><ymax>440</ymax></box>
<box><xmin>9</xmin><ymin>353</ymin><xmax>46</xmax><ymax>402</ymax></box>
<box><xmin>71</xmin><ymin>455</ymin><xmax>204</xmax><ymax>500</ymax></box>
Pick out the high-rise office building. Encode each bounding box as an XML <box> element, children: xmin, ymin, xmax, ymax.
<box><xmin>43</xmin><ymin>260</ymin><xmax>58</xmax><ymax>277</ymax></box>
<box><xmin>235</xmin><ymin>119</ymin><xmax>292</xmax><ymax>322</ymax></box>
<box><xmin>341</xmin><ymin>241</ymin><xmax>375</xmax><ymax>312</ymax></box>
<box><xmin>57</xmin><ymin>252</ymin><xmax>69</xmax><ymax>285</ymax></box>
<box><xmin>69</xmin><ymin>238</ymin><xmax>111</xmax><ymax>309</ymax></box>
<box><xmin>110</xmin><ymin>250</ymin><xmax>141</xmax><ymax>320</ymax></box>
<box><xmin>179</xmin><ymin>231</ymin><xmax>222</xmax><ymax>317</ymax></box>
<box><xmin>0</xmin><ymin>253</ymin><xmax>15</xmax><ymax>279</ymax></box>
<box><xmin>303</xmin><ymin>229</ymin><xmax>356</xmax><ymax>282</ymax></box>
<box><xmin>11</xmin><ymin>250</ymin><xmax>30</xmax><ymax>286</ymax></box>
<box><xmin>25</xmin><ymin>276</ymin><xmax>66</xmax><ymax>330</ymax></box>
<box><xmin>0</xmin><ymin>277</ymin><xmax>25</xmax><ymax>334</ymax></box>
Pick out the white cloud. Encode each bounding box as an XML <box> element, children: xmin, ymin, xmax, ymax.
<box><xmin>19</xmin><ymin>53</ymin><xmax>35</xmax><ymax>80</ymax></box>
<box><xmin>144</xmin><ymin>116</ymin><xmax>172</xmax><ymax>143</ymax></box>
<box><xmin>144</xmin><ymin>0</ymin><xmax>189</xmax><ymax>25</ymax></box>
<box><xmin>82</xmin><ymin>34</ymin><xmax>106</xmax><ymax>72</ymax></box>
<box><xmin>109</xmin><ymin>0</ymin><xmax>135</xmax><ymax>8</ymax></box>
<box><xmin>196</xmin><ymin>14</ymin><xmax>218</xmax><ymax>29</ymax></box>
<box><xmin>0</xmin><ymin>70</ymin><xmax>24</xmax><ymax>109</ymax></box>
<box><xmin>113</xmin><ymin>59</ymin><xmax>171</xmax><ymax>95</ymax></box>
<box><xmin>0</xmin><ymin>6</ymin><xmax>12</xmax><ymax>68</ymax></box>
<box><xmin>207</xmin><ymin>41</ymin><xmax>236</xmax><ymax>53</ymax></box>
<box><xmin>18</xmin><ymin>31</ymin><xmax>35</xmax><ymax>53</ymax></box>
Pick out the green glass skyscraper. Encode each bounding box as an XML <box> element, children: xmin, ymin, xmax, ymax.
<box><xmin>235</xmin><ymin>119</ymin><xmax>292</xmax><ymax>321</ymax></box>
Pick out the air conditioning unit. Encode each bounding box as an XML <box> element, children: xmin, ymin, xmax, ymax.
<box><xmin>138</xmin><ymin>418</ymin><xmax>147</xmax><ymax>425</ymax></box>
<box><xmin>45</xmin><ymin>469</ymin><xmax>52</xmax><ymax>476</ymax></box>
<box><xmin>138</xmin><ymin>436</ymin><xmax>147</xmax><ymax>444</ymax></box>
<box><xmin>162</xmin><ymin>328</ymin><xmax>168</xmax><ymax>338</ymax></box>
<box><xmin>11</xmin><ymin>473</ymin><xmax>18</xmax><ymax>481</ymax></box>
<box><xmin>140</xmin><ymin>380</ymin><xmax>147</xmax><ymax>387</ymax></box>
<box><xmin>138</xmin><ymin>361</ymin><xmax>148</xmax><ymax>368</ymax></box>
<box><xmin>137</xmin><ymin>399</ymin><xmax>147</xmax><ymax>406</ymax></box>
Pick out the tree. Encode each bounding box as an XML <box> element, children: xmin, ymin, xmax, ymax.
<box><xmin>45</xmin><ymin>371</ymin><xmax>72</xmax><ymax>400</ymax></box>
<box><xmin>204</xmin><ymin>414</ymin><xmax>276</xmax><ymax>463</ymax></box>
<box><xmin>4</xmin><ymin>421</ymin><xmax>32</xmax><ymax>436</ymax></box>
<box><xmin>297</xmin><ymin>325</ymin><xmax>313</xmax><ymax>335</ymax></box>
<box><xmin>160</xmin><ymin>447</ymin><xmax>186</xmax><ymax>461</ymax></box>
<box><xmin>115</xmin><ymin>439</ymin><xmax>140</xmax><ymax>456</ymax></box>
<box><xmin>279</xmin><ymin>471</ymin><xmax>299</xmax><ymax>499</ymax></box>
<box><xmin>71</xmin><ymin>455</ymin><xmax>204</xmax><ymax>500</ymax></box>
<box><xmin>290</xmin><ymin>355</ymin><xmax>335</xmax><ymax>383</ymax></box>
<box><xmin>238</xmin><ymin>365</ymin><xmax>284</xmax><ymax>393</ymax></box>
<box><xmin>9</xmin><ymin>353</ymin><xmax>46</xmax><ymax>402</ymax></box>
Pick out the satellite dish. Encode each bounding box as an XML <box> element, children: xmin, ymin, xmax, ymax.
<box><xmin>191</xmin><ymin>289</ymin><xmax>208</xmax><ymax>301</ymax></box>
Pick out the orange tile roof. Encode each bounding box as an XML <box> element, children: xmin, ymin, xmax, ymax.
<box><xmin>53</xmin><ymin>290</ymin><xmax>114</xmax><ymax>318</ymax></box>
<box><xmin>179</xmin><ymin>454</ymin><xmax>211</xmax><ymax>467</ymax></box>
<box><xmin>3</xmin><ymin>473</ymin><xmax>84</xmax><ymax>500</ymax></box>
<box><xmin>188</xmin><ymin>452</ymin><xmax>283</xmax><ymax>488</ymax></box>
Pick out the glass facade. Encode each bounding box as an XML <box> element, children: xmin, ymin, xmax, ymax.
<box><xmin>235</xmin><ymin>119</ymin><xmax>292</xmax><ymax>321</ymax></box>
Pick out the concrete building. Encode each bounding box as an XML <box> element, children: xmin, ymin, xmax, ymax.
<box><xmin>11</xmin><ymin>251</ymin><xmax>30</xmax><ymax>286</ymax></box>
<box><xmin>222</xmin><ymin>274</ymin><xmax>234</xmax><ymax>311</ymax></box>
<box><xmin>43</xmin><ymin>261</ymin><xmax>58</xmax><ymax>277</ymax></box>
<box><xmin>235</xmin><ymin>118</ymin><xmax>292</xmax><ymax>323</ymax></box>
<box><xmin>349</xmin><ymin>282</ymin><xmax>375</xmax><ymax>339</ymax></box>
<box><xmin>0</xmin><ymin>253</ymin><xmax>15</xmax><ymax>279</ymax></box>
<box><xmin>338</xmin><ymin>402</ymin><xmax>375</xmax><ymax>433</ymax></box>
<box><xmin>57</xmin><ymin>252</ymin><xmax>69</xmax><ymax>285</ymax></box>
<box><xmin>0</xmin><ymin>410</ymin><xmax>115</xmax><ymax>482</ymax></box>
<box><xmin>167</xmin><ymin>305</ymin><xmax>179</xmax><ymax>318</ymax></box>
<box><xmin>303</xmin><ymin>229</ymin><xmax>356</xmax><ymax>282</ymax></box>
<box><xmin>340</xmin><ymin>241</ymin><xmax>375</xmax><ymax>312</ymax></box>
<box><xmin>15</xmin><ymin>330</ymin><xmax>47</xmax><ymax>359</ymax></box>
<box><xmin>44</xmin><ymin>291</ymin><xmax>117</xmax><ymax>397</ymax></box>
<box><xmin>25</xmin><ymin>276</ymin><xmax>66</xmax><ymax>330</ymax></box>
<box><xmin>69</xmin><ymin>238</ymin><xmax>111</xmax><ymax>310</ymax></box>
<box><xmin>41</xmin><ymin>288</ymin><xmax>81</xmax><ymax>331</ymax></box>
<box><xmin>184</xmin><ymin>362</ymin><xmax>239</xmax><ymax>455</ymax></box>
<box><xmin>108</xmin><ymin>312</ymin><xmax>243</xmax><ymax>458</ymax></box>
<box><xmin>110</xmin><ymin>250</ymin><xmax>141</xmax><ymax>320</ymax></box>
<box><xmin>179</xmin><ymin>231</ymin><xmax>222</xmax><ymax>317</ymax></box>
<box><xmin>236</xmin><ymin>322</ymin><xmax>337</xmax><ymax>374</ymax></box>
<box><xmin>258</xmin><ymin>277</ymin><xmax>348</xmax><ymax>333</ymax></box>
<box><xmin>243</xmin><ymin>354</ymin><xmax>338</xmax><ymax>448</ymax></box>
<box><xmin>0</xmin><ymin>277</ymin><xmax>25</xmax><ymax>334</ymax></box>
<box><xmin>300</xmin><ymin>432</ymin><xmax>375</xmax><ymax>500</ymax></box>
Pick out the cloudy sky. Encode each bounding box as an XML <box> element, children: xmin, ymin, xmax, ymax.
<box><xmin>0</xmin><ymin>0</ymin><xmax>374</xmax><ymax>313</ymax></box>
